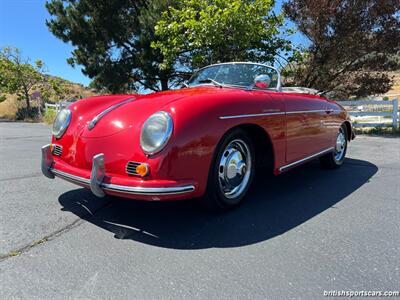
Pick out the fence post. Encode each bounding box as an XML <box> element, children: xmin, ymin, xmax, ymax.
<box><xmin>393</xmin><ymin>98</ymin><xmax>398</xmax><ymax>129</ymax></box>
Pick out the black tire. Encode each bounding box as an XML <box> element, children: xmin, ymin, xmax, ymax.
<box><xmin>320</xmin><ymin>124</ymin><xmax>348</xmax><ymax>169</ymax></box>
<box><xmin>202</xmin><ymin>128</ymin><xmax>255</xmax><ymax>212</ymax></box>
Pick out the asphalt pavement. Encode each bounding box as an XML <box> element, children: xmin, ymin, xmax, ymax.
<box><xmin>0</xmin><ymin>122</ymin><xmax>399</xmax><ymax>299</ymax></box>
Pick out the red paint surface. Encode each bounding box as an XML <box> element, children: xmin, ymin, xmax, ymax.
<box><xmin>51</xmin><ymin>86</ymin><xmax>351</xmax><ymax>200</ymax></box>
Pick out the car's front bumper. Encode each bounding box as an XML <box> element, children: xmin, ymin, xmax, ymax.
<box><xmin>41</xmin><ymin>144</ymin><xmax>196</xmax><ymax>200</ymax></box>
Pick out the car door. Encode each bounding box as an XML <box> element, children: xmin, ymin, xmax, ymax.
<box><xmin>284</xmin><ymin>93</ymin><xmax>330</xmax><ymax>164</ymax></box>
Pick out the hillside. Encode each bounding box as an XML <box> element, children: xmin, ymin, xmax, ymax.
<box><xmin>385</xmin><ymin>72</ymin><xmax>400</xmax><ymax>99</ymax></box>
<box><xmin>0</xmin><ymin>75</ymin><xmax>96</xmax><ymax>119</ymax></box>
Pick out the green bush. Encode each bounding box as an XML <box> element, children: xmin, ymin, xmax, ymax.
<box><xmin>15</xmin><ymin>107</ymin><xmax>40</xmax><ymax>120</ymax></box>
<box><xmin>354</xmin><ymin>126</ymin><xmax>400</xmax><ymax>136</ymax></box>
<box><xmin>43</xmin><ymin>108</ymin><xmax>57</xmax><ymax>124</ymax></box>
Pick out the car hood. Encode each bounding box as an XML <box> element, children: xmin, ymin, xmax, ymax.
<box><xmin>68</xmin><ymin>86</ymin><xmax>228</xmax><ymax>138</ymax></box>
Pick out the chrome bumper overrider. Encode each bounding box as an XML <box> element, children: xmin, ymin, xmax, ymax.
<box><xmin>41</xmin><ymin>144</ymin><xmax>195</xmax><ymax>198</ymax></box>
<box><xmin>41</xmin><ymin>144</ymin><xmax>55</xmax><ymax>179</ymax></box>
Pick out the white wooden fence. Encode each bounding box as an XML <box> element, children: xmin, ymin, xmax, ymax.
<box><xmin>44</xmin><ymin>103</ymin><xmax>61</xmax><ymax>112</ymax></box>
<box><xmin>44</xmin><ymin>102</ymin><xmax>71</xmax><ymax>113</ymax></box>
<box><xmin>340</xmin><ymin>98</ymin><xmax>398</xmax><ymax>128</ymax></box>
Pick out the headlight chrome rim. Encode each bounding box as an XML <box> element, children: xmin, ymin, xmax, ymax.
<box><xmin>140</xmin><ymin>111</ymin><xmax>173</xmax><ymax>155</ymax></box>
<box><xmin>52</xmin><ymin>108</ymin><xmax>72</xmax><ymax>139</ymax></box>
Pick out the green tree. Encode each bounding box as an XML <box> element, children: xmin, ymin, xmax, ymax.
<box><xmin>283</xmin><ymin>0</ymin><xmax>400</xmax><ymax>99</ymax></box>
<box><xmin>39</xmin><ymin>77</ymin><xmax>69</xmax><ymax>102</ymax></box>
<box><xmin>152</xmin><ymin>0</ymin><xmax>291</xmax><ymax>79</ymax></box>
<box><xmin>0</xmin><ymin>47</ymin><xmax>45</xmax><ymax>108</ymax></box>
<box><xmin>46</xmin><ymin>0</ymin><xmax>173</xmax><ymax>92</ymax></box>
<box><xmin>46</xmin><ymin>0</ymin><xmax>293</xmax><ymax>92</ymax></box>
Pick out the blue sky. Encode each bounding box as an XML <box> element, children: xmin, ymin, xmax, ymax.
<box><xmin>0</xmin><ymin>0</ymin><xmax>306</xmax><ymax>87</ymax></box>
<box><xmin>0</xmin><ymin>0</ymin><xmax>90</xmax><ymax>85</ymax></box>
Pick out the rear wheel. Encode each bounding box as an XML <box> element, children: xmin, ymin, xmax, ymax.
<box><xmin>320</xmin><ymin>124</ymin><xmax>347</xmax><ymax>169</ymax></box>
<box><xmin>203</xmin><ymin>129</ymin><xmax>255</xmax><ymax>211</ymax></box>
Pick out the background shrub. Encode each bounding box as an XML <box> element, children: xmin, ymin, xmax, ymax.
<box><xmin>43</xmin><ymin>108</ymin><xmax>57</xmax><ymax>124</ymax></box>
<box><xmin>15</xmin><ymin>107</ymin><xmax>41</xmax><ymax>120</ymax></box>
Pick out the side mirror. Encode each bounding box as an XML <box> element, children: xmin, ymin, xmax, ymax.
<box><xmin>254</xmin><ymin>74</ymin><xmax>271</xmax><ymax>89</ymax></box>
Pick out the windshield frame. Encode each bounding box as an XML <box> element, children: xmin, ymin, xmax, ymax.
<box><xmin>187</xmin><ymin>62</ymin><xmax>282</xmax><ymax>92</ymax></box>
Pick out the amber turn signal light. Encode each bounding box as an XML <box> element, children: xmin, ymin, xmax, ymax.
<box><xmin>136</xmin><ymin>164</ymin><xmax>149</xmax><ymax>177</ymax></box>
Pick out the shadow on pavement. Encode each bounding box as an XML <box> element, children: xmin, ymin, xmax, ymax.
<box><xmin>58</xmin><ymin>158</ymin><xmax>377</xmax><ymax>249</ymax></box>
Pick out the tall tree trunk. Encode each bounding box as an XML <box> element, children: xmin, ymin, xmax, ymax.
<box><xmin>22</xmin><ymin>84</ymin><xmax>30</xmax><ymax>108</ymax></box>
<box><xmin>160</xmin><ymin>76</ymin><xmax>169</xmax><ymax>91</ymax></box>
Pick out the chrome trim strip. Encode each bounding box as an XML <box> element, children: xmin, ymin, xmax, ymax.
<box><xmin>52</xmin><ymin>169</ymin><xmax>90</xmax><ymax>185</ymax></box>
<box><xmin>88</xmin><ymin>97</ymin><xmax>135</xmax><ymax>130</ymax></box>
<box><xmin>220</xmin><ymin>109</ymin><xmax>332</xmax><ymax>119</ymax></box>
<box><xmin>102</xmin><ymin>184</ymin><xmax>195</xmax><ymax>195</ymax></box>
<box><xmin>220</xmin><ymin>112</ymin><xmax>284</xmax><ymax>119</ymax></box>
<box><xmin>279</xmin><ymin>147</ymin><xmax>334</xmax><ymax>172</ymax></box>
<box><xmin>51</xmin><ymin>168</ymin><xmax>195</xmax><ymax>195</ymax></box>
<box><xmin>286</xmin><ymin>110</ymin><xmax>326</xmax><ymax>114</ymax></box>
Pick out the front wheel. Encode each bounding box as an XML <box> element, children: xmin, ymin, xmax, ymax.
<box><xmin>320</xmin><ymin>125</ymin><xmax>348</xmax><ymax>169</ymax></box>
<box><xmin>203</xmin><ymin>129</ymin><xmax>255</xmax><ymax>212</ymax></box>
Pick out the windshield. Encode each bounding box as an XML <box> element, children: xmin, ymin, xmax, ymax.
<box><xmin>187</xmin><ymin>63</ymin><xmax>279</xmax><ymax>89</ymax></box>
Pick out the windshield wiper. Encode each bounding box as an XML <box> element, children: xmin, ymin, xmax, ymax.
<box><xmin>198</xmin><ymin>78</ymin><xmax>223</xmax><ymax>88</ymax></box>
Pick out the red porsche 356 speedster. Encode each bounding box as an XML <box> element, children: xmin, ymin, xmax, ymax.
<box><xmin>42</xmin><ymin>62</ymin><xmax>354</xmax><ymax>210</ymax></box>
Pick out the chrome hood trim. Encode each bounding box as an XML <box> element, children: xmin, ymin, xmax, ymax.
<box><xmin>88</xmin><ymin>97</ymin><xmax>135</xmax><ymax>130</ymax></box>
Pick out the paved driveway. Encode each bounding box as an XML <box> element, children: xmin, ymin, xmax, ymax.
<box><xmin>0</xmin><ymin>122</ymin><xmax>399</xmax><ymax>299</ymax></box>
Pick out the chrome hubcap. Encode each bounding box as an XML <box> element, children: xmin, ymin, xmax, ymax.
<box><xmin>218</xmin><ymin>139</ymin><xmax>251</xmax><ymax>199</ymax></box>
<box><xmin>335</xmin><ymin>128</ymin><xmax>346</xmax><ymax>161</ymax></box>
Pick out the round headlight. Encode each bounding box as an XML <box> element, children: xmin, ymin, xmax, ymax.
<box><xmin>52</xmin><ymin>108</ymin><xmax>72</xmax><ymax>139</ymax></box>
<box><xmin>140</xmin><ymin>111</ymin><xmax>173</xmax><ymax>155</ymax></box>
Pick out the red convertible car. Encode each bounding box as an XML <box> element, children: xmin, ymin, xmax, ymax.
<box><xmin>42</xmin><ymin>62</ymin><xmax>354</xmax><ymax>210</ymax></box>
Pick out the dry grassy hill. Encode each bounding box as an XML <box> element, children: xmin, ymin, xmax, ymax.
<box><xmin>0</xmin><ymin>76</ymin><xmax>96</xmax><ymax>119</ymax></box>
<box><xmin>385</xmin><ymin>72</ymin><xmax>400</xmax><ymax>99</ymax></box>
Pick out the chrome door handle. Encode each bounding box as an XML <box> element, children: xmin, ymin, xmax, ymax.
<box><xmin>326</xmin><ymin>109</ymin><xmax>334</xmax><ymax>114</ymax></box>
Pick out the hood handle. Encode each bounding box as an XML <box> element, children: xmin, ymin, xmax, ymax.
<box><xmin>88</xmin><ymin>97</ymin><xmax>135</xmax><ymax>130</ymax></box>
